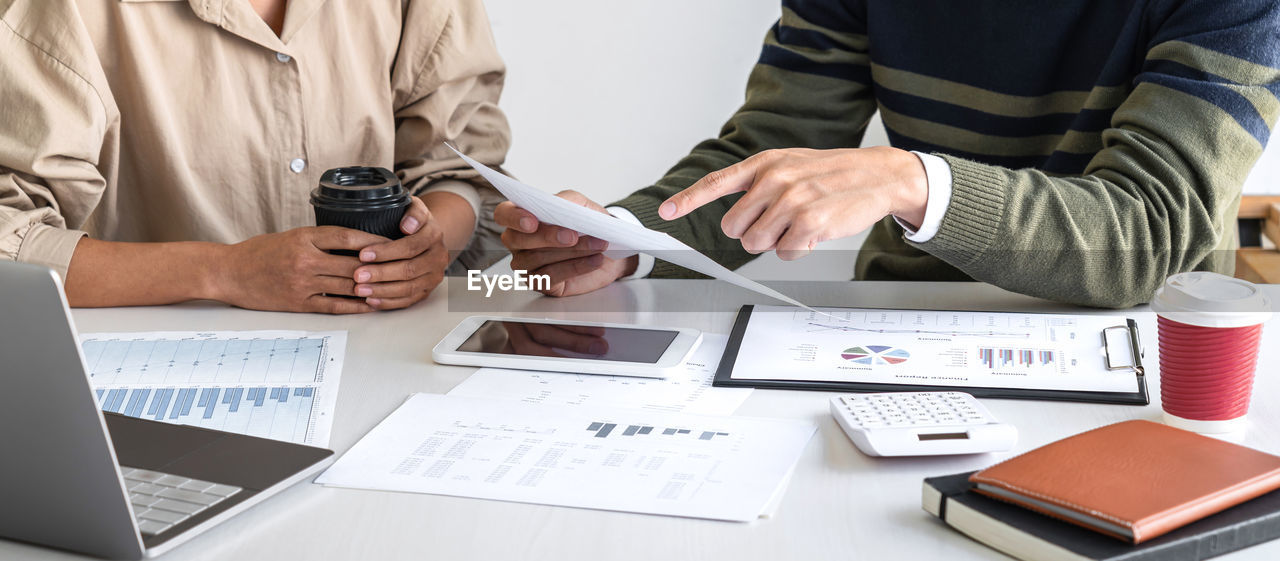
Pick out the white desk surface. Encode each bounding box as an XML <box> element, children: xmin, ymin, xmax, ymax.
<box><xmin>8</xmin><ymin>279</ymin><xmax>1280</xmax><ymax>561</ymax></box>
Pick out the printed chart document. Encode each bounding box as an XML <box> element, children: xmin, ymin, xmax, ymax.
<box><xmin>449</xmin><ymin>145</ymin><xmax>815</xmax><ymax>311</ymax></box>
<box><xmin>729</xmin><ymin>306</ymin><xmax>1139</xmax><ymax>393</ymax></box>
<box><xmin>316</xmin><ymin>394</ymin><xmax>815</xmax><ymax>522</ymax></box>
<box><xmin>447</xmin><ymin>334</ymin><xmax>752</xmax><ymax>415</ymax></box>
<box><xmin>80</xmin><ymin>330</ymin><xmax>346</xmax><ymax>446</ymax></box>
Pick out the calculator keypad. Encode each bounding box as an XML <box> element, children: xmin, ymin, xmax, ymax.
<box><xmin>838</xmin><ymin>392</ymin><xmax>991</xmax><ymax>428</ymax></box>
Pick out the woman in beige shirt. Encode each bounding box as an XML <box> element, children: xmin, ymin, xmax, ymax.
<box><xmin>0</xmin><ymin>0</ymin><xmax>510</xmax><ymax>313</ymax></box>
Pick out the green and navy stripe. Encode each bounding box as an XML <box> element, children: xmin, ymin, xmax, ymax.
<box><xmin>615</xmin><ymin>0</ymin><xmax>1280</xmax><ymax>307</ymax></box>
<box><xmin>755</xmin><ymin>0</ymin><xmax>1280</xmax><ymax>174</ymax></box>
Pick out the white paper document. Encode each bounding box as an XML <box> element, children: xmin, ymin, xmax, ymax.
<box><xmin>449</xmin><ymin>146</ymin><xmax>814</xmax><ymax>311</ymax></box>
<box><xmin>316</xmin><ymin>394</ymin><xmax>815</xmax><ymax>522</ymax></box>
<box><xmin>80</xmin><ymin>330</ymin><xmax>347</xmax><ymax>446</ymax></box>
<box><xmin>447</xmin><ymin>333</ymin><xmax>752</xmax><ymax>415</ymax></box>
<box><xmin>727</xmin><ymin>306</ymin><xmax>1140</xmax><ymax>393</ymax></box>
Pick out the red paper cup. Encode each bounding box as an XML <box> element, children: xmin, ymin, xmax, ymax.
<box><xmin>1150</xmin><ymin>272</ymin><xmax>1271</xmax><ymax>433</ymax></box>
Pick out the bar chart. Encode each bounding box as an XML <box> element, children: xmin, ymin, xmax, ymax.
<box><xmin>94</xmin><ymin>385</ymin><xmax>320</xmax><ymax>444</ymax></box>
<box><xmin>586</xmin><ymin>421</ymin><xmax>730</xmax><ymax>441</ymax></box>
<box><xmin>978</xmin><ymin>347</ymin><xmax>1060</xmax><ymax>369</ymax></box>
<box><xmin>81</xmin><ymin>330</ymin><xmax>347</xmax><ymax>446</ymax></box>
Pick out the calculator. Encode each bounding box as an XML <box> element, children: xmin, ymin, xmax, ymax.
<box><xmin>829</xmin><ymin>392</ymin><xmax>1017</xmax><ymax>457</ymax></box>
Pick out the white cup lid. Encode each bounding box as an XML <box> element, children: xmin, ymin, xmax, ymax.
<box><xmin>1163</xmin><ymin>412</ymin><xmax>1248</xmax><ymax>434</ymax></box>
<box><xmin>1150</xmin><ymin>272</ymin><xmax>1271</xmax><ymax>328</ymax></box>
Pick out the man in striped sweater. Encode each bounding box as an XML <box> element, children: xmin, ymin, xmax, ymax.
<box><xmin>498</xmin><ymin>0</ymin><xmax>1280</xmax><ymax>308</ymax></box>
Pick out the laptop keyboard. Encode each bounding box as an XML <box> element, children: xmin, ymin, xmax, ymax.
<box><xmin>122</xmin><ymin>467</ymin><xmax>242</xmax><ymax>536</ymax></box>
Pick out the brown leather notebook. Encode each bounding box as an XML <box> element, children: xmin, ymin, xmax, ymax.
<box><xmin>969</xmin><ymin>420</ymin><xmax>1280</xmax><ymax>544</ymax></box>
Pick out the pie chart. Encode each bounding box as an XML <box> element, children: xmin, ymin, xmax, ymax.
<box><xmin>841</xmin><ymin>345</ymin><xmax>910</xmax><ymax>366</ymax></box>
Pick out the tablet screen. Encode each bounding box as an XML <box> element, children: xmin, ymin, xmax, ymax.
<box><xmin>456</xmin><ymin>321</ymin><xmax>680</xmax><ymax>363</ymax></box>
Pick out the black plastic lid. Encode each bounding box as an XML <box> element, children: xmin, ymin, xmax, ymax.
<box><xmin>311</xmin><ymin>167</ymin><xmax>410</xmax><ymax>212</ymax></box>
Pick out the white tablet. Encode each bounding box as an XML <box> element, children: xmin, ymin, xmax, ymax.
<box><xmin>432</xmin><ymin>316</ymin><xmax>702</xmax><ymax>379</ymax></box>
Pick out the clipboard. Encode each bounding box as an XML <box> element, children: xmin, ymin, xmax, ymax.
<box><xmin>712</xmin><ymin>305</ymin><xmax>1148</xmax><ymax>405</ymax></box>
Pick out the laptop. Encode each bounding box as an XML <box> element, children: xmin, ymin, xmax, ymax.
<box><xmin>0</xmin><ymin>262</ymin><xmax>335</xmax><ymax>559</ymax></box>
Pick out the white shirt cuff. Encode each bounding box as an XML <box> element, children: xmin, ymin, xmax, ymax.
<box><xmin>605</xmin><ymin>206</ymin><xmax>655</xmax><ymax>280</ymax></box>
<box><xmin>894</xmin><ymin>151</ymin><xmax>952</xmax><ymax>243</ymax></box>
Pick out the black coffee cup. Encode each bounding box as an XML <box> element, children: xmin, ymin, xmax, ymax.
<box><xmin>310</xmin><ymin>167</ymin><xmax>412</xmax><ymax>242</ymax></box>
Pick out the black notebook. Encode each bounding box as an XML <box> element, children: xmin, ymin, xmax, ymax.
<box><xmin>923</xmin><ymin>471</ymin><xmax>1280</xmax><ymax>561</ymax></box>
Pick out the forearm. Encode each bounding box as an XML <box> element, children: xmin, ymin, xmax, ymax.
<box><xmin>64</xmin><ymin>237</ymin><xmax>225</xmax><ymax>307</ymax></box>
<box><xmin>421</xmin><ymin>190</ymin><xmax>476</xmax><ymax>260</ymax></box>
<box><xmin>915</xmin><ymin>153</ymin><xmax>1238</xmax><ymax>309</ymax></box>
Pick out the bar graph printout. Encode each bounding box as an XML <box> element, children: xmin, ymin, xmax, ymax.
<box><xmin>316</xmin><ymin>394</ymin><xmax>815</xmax><ymax>522</ymax></box>
<box><xmin>729</xmin><ymin>305</ymin><xmax>1139</xmax><ymax>393</ymax></box>
<box><xmin>80</xmin><ymin>330</ymin><xmax>346</xmax><ymax>446</ymax></box>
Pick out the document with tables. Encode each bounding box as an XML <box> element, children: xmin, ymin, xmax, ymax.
<box><xmin>316</xmin><ymin>393</ymin><xmax>815</xmax><ymax>522</ymax></box>
<box><xmin>447</xmin><ymin>333</ymin><xmax>753</xmax><ymax>415</ymax></box>
<box><xmin>80</xmin><ymin>330</ymin><xmax>346</xmax><ymax>446</ymax></box>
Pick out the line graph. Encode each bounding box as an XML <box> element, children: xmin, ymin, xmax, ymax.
<box><xmin>805</xmin><ymin>321</ymin><xmax>1032</xmax><ymax>339</ymax></box>
<box><xmin>82</xmin><ymin>335</ymin><xmax>328</xmax><ymax>386</ymax></box>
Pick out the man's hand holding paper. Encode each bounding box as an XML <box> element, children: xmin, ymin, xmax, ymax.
<box><xmin>496</xmin><ymin>190</ymin><xmax>639</xmax><ymax>297</ymax></box>
<box><xmin>451</xmin><ymin>147</ymin><xmax>814</xmax><ymax>310</ymax></box>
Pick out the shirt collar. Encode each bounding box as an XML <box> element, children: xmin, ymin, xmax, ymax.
<box><xmin>186</xmin><ymin>0</ymin><xmax>329</xmax><ymax>49</ymax></box>
<box><xmin>278</xmin><ymin>0</ymin><xmax>328</xmax><ymax>44</ymax></box>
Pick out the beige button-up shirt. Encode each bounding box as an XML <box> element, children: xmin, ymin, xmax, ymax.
<box><xmin>0</xmin><ymin>0</ymin><xmax>511</xmax><ymax>280</ymax></box>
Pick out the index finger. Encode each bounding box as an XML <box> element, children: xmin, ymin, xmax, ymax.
<box><xmin>359</xmin><ymin>224</ymin><xmax>441</xmax><ymax>263</ymax></box>
<box><xmin>310</xmin><ymin>226</ymin><xmax>390</xmax><ymax>251</ymax></box>
<box><xmin>658</xmin><ymin>158</ymin><xmax>761</xmax><ymax>221</ymax></box>
<box><xmin>495</xmin><ymin>201</ymin><xmax>540</xmax><ymax>233</ymax></box>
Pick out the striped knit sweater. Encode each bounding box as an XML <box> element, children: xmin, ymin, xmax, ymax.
<box><xmin>613</xmin><ymin>0</ymin><xmax>1280</xmax><ymax>307</ymax></box>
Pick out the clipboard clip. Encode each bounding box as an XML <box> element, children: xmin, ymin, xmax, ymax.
<box><xmin>1102</xmin><ymin>320</ymin><xmax>1144</xmax><ymax>376</ymax></box>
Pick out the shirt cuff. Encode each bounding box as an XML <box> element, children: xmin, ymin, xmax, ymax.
<box><xmin>894</xmin><ymin>151</ymin><xmax>953</xmax><ymax>243</ymax></box>
<box><xmin>605</xmin><ymin>206</ymin><xmax>655</xmax><ymax>280</ymax></box>
<box><xmin>419</xmin><ymin>179</ymin><xmax>483</xmax><ymax>224</ymax></box>
<box><xmin>14</xmin><ymin>224</ymin><xmax>88</xmax><ymax>282</ymax></box>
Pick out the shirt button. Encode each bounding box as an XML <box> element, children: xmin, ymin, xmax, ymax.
<box><xmin>289</xmin><ymin>158</ymin><xmax>306</xmax><ymax>173</ymax></box>
<box><xmin>276</xmin><ymin>52</ymin><xmax>292</xmax><ymax>63</ymax></box>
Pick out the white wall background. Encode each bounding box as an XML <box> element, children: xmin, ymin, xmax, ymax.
<box><xmin>1245</xmin><ymin>138</ymin><xmax>1280</xmax><ymax>194</ymax></box>
<box><xmin>483</xmin><ymin>0</ymin><xmax>1280</xmax><ymax>279</ymax></box>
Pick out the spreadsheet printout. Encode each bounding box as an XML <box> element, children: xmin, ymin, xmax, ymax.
<box><xmin>80</xmin><ymin>330</ymin><xmax>347</xmax><ymax>446</ymax></box>
<box><xmin>316</xmin><ymin>394</ymin><xmax>815</xmax><ymax>522</ymax></box>
<box><xmin>447</xmin><ymin>334</ymin><xmax>753</xmax><ymax>415</ymax></box>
